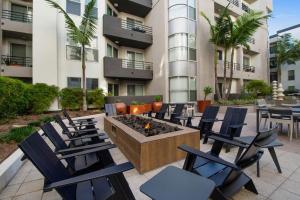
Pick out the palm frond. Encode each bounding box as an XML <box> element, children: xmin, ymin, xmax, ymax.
<box><xmin>80</xmin><ymin>0</ymin><xmax>97</xmax><ymax>45</ymax></box>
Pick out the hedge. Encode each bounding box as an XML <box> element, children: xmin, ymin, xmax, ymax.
<box><xmin>87</xmin><ymin>89</ymin><xmax>105</xmax><ymax>109</ymax></box>
<box><xmin>59</xmin><ymin>88</ymin><xmax>83</xmax><ymax>110</ymax></box>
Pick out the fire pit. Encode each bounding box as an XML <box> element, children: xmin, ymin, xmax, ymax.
<box><xmin>113</xmin><ymin>115</ymin><xmax>181</xmax><ymax>137</ymax></box>
<box><xmin>104</xmin><ymin>115</ymin><xmax>200</xmax><ymax>173</ymax></box>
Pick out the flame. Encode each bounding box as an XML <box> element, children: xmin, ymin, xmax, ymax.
<box><xmin>144</xmin><ymin>122</ymin><xmax>151</xmax><ymax>129</ymax></box>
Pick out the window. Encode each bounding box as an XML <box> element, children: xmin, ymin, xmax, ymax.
<box><xmin>11</xmin><ymin>4</ymin><xmax>32</xmax><ymax>22</ymax></box>
<box><xmin>288</xmin><ymin>86</ymin><xmax>295</xmax><ymax>91</ymax></box>
<box><xmin>169</xmin><ymin>0</ymin><xmax>186</xmax><ymax>7</ymax></box>
<box><xmin>106</xmin><ymin>4</ymin><xmax>117</xmax><ymax>16</ymax></box>
<box><xmin>66</xmin><ymin>0</ymin><xmax>81</xmax><ymax>16</ymax></box>
<box><xmin>288</xmin><ymin>70</ymin><xmax>295</xmax><ymax>81</ymax></box>
<box><xmin>217</xmin><ymin>50</ymin><xmax>223</xmax><ymax>60</ymax></box>
<box><xmin>67</xmin><ymin>77</ymin><xmax>81</xmax><ymax>88</ymax></box>
<box><xmin>127</xmin><ymin>85</ymin><xmax>144</xmax><ymax>96</ymax></box>
<box><xmin>106</xmin><ymin>44</ymin><xmax>118</xmax><ymax>58</ymax></box>
<box><xmin>188</xmin><ymin>6</ymin><xmax>196</xmax><ymax>20</ymax></box>
<box><xmin>169</xmin><ymin>5</ymin><xmax>187</xmax><ymax>20</ymax></box>
<box><xmin>108</xmin><ymin>84</ymin><xmax>119</xmax><ymax>96</ymax></box>
<box><xmin>66</xmin><ymin>46</ymin><xmax>81</xmax><ymax>60</ymax></box>
<box><xmin>170</xmin><ymin>77</ymin><xmax>189</xmax><ymax>102</ymax></box>
<box><xmin>168</xmin><ymin>33</ymin><xmax>196</xmax><ymax>62</ymax></box>
<box><xmin>270</xmin><ymin>46</ymin><xmax>276</xmax><ymax>54</ymax></box>
<box><xmin>10</xmin><ymin>43</ymin><xmax>28</xmax><ymax>66</ymax></box>
<box><xmin>189</xmin><ymin>77</ymin><xmax>197</xmax><ymax>101</ymax></box>
<box><xmin>243</xmin><ymin>56</ymin><xmax>250</xmax><ymax>66</ymax></box>
<box><xmin>169</xmin><ymin>33</ymin><xmax>187</xmax><ymax>48</ymax></box>
<box><xmin>169</xmin><ymin>47</ymin><xmax>188</xmax><ymax>62</ymax></box>
<box><xmin>188</xmin><ymin>48</ymin><xmax>196</xmax><ymax>61</ymax></box>
<box><xmin>87</xmin><ymin>78</ymin><xmax>98</xmax><ymax>89</ymax></box>
<box><xmin>85</xmin><ymin>0</ymin><xmax>98</xmax><ymax>18</ymax></box>
<box><xmin>86</xmin><ymin>49</ymin><xmax>98</xmax><ymax>62</ymax></box>
<box><xmin>126</xmin><ymin>51</ymin><xmax>144</xmax><ymax>69</ymax></box>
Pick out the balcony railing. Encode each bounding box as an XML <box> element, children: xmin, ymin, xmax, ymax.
<box><xmin>243</xmin><ymin>65</ymin><xmax>255</xmax><ymax>73</ymax></box>
<box><xmin>227</xmin><ymin>0</ymin><xmax>239</xmax><ymax>7</ymax></box>
<box><xmin>121</xmin><ymin>20</ymin><xmax>152</xmax><ymax>35</ymax></box>
<box><xmin>2</xmin><ymin>10</ymin><xmax>32</xmax><ymax>23</ymax></box>
<box><xmin>242</xmin><ymin>3</ymin><xmax>251</xmax><ymax>13</ymax></box>
<box><xmin>122</xmin><ymin>59</ymin><xmax>153</xmax><ymax>70</ymax></box>
<box><xmin>220</xmin><ymin>61</ymin><xmax>241</xmax><ymax>71</ymax></box>
<box><xmin>1</xmin><ymin>55</ymin><xmax>32</xmax><ymax>67</ymax></box>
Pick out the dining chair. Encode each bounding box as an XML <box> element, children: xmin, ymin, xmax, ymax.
<box><xmin>268</xmin><ymin>108</ymin><xmax>296</xmax><ymax>141</ymax></box>
<box><xmin>256</xmin><ymin>99</ymin><xmax>268</xmax><ymax>129</ymax></box>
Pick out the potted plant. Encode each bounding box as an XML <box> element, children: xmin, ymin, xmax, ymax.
<box><xmin>197</xmin><ymin>86</ymin><xmax>213</xmax><ymax>113</ymax></box>
<box><xmin>152</xmin><ymin>95</ymin><xmax>162</xmax><ymax>113</ymax></box>
<box><xmin>115</xmin><ymin>100</ymin><xmax>127</xmax><ymax>115</ymax></box>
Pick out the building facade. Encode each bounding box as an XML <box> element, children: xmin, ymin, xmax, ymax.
<box><xmin>1</xmin><ymin>0</ymin><xmax>272</xmax><ymax>109</ymax></box>
<box><xmin>270</xmin><ymin>24</ymin><xmax>300</xmax><ymax>92</ymax></box>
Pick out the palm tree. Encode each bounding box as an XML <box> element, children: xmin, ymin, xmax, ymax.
<box><xmin>201</xmin><ymin>5</ymin><xmax>232</xmax><ymax>100</ymax></box>
<box><xmin>45</xmin><ymin>0</ymin><xmax>97</xmax><ymax>111</ymax></box>
<box><xmin>275</xmin><ymin>34</ymin><xmax>300</xmax><ymax>82</ymax></box>
<box><xmin>225</xmin><ymin>11</ymin><xmax>268</xmax><ymax>98</ymax></box>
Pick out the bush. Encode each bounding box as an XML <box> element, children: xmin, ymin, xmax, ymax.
<box><xmin>245</xmin><ymin>80</ymin><xmax>272</xmax><ymax>97</ymax></box>
<box><xmin>27</xmin><ymin>83</ymin><xmax>59</xmax><ymax>114</ymax></box>
<box><xmin>87</xmin><ymin>89</ymin><xmax>105</xmax><ymax>109</ymax></box>
<box><xmin>28</xmin><ymin>116</ymin><xmax>55</xmax><ymax>127</ymax></box>
<box><xmin>0</xmin><ymin>126</ymin><xmax>36</xmax><ymax>143</ymax></box>
<box><xmin>59</xmin><ymin>88</ymin><xmax>83</xmax><ymax>110</ymax></box>
<box><xmin>0</xmin><ymin>77</ymin><xmax>29</xmax><ymax>119</ymax></box>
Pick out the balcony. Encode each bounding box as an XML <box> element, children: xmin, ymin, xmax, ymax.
<box><xmin>1</xmin><ymin>10</ymin><xmax>32</xmax><ymax>34</ymax></box>
<box><xmin>103</xmin><ymin>15</ymin><xmax>153</xmax><ymax>49</ymax></box>
<box><xmin>243</xmin><ymin>65</ymin><xmax>255</xmax><ymax>73</ymax></box>
<box><xmin>217</xmin><ymin>61</ymin><xmax>241</xmax><ymax>77</ymax></box>
<box><xmin>108</xmin><ymin>0</ymin><xmax>152</xmax><ymax>17</ymax></box>
<box><xmin>227</xmin><ymin>0</ymin><xmax>239</xmax><ymax>7</ymax></box>
<box><xmin>1</xmin><ymin>55</ymin><xmax>32</xmax><ymax>77</ymax></box>
<box><xmin>103</xmin><ymin>57</ymin><xmax>153</xmax><ymax>80</ymax></box>
<box><xmin>242</xmin><ymin>3</ymin><xmax>251</xmax><ymax>13</ymax></box>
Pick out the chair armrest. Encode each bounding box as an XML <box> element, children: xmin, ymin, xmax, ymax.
<box><xmin>63</xmin><ymin>128</ymin><xmax>99</xmax><ymax>134</ymax></box>
<box><xmin>71</xmin><ymin>121</ymin><xmax>97</xmax><ymax>125</ymax></box>
<box><xmin>66</xmin><ymin>124</ymin><xmax>96</xmax><ymax>129</ymax></box>
<box><xmin>64</xmin><ymin>134</ymin><xmax>107</xmax><ymax>142</ymax></box>
<box><xmin>229</xmin><ymin>123</ymin><xmax>247</xmax><ymax>129</ymax></box>
<box><xmin>178</xmin><ymin>145</ymin><xmax>239</xmax><ymax>170</ymax></box>
<box><xmin>208</xmin><ymin>134</ymin><xmax>248</xmax><ymax>148</ymax></box>
<box><xmin>202</xmin><ymin>118</ymin><xmax>219</xmax><ymax>123</ymax></box>
<box><xmin>73</xmin><ymin>117</ymin><xmax>95</xmax><ymax>121</ymax></box>
<box><xmin>44</xmin><ymin>162</ymin><xmax>134</xmax><ymax>191</ymax></box>
<box><xmin>58</xmin><ymin>144</ymin><xmax>116</xmax><ymax>160</ymax></box>
<box><xmin>56</xmin><ymin>142</ymin><xmax>112</xmax><ymax>154</ymax></box>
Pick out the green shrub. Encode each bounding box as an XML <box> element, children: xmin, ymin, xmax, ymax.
<box><xmin>154</xmin><ymin>95</ymin><xmax>162</xmax><ymax>102</ymax></box>
<box><xmin>27</xmin><ymin>116</ymin><xmax>55</xmax><ymax>127</ymax></box>
<box><xmin>0</xmin><ymin>126</ymin><xmax>36</xmax><ymax>143</ymax></box>
<box><xmin>203</xmin><ymin>86</ymin><xmax>213</xmax><ymax>100</ymax></box>
<box><xmin>87</xmin><ymin>89</ymin><xmax>105</xmax><ymax>109</ymax></box>
<box><xmin>245</xmin><ymin>80</ymin><xmax>272</xmax><ymax>97</ymax></box>
<box><xmin>131</xmin><ymin>101</ymin><xmax>139</xmax><ymax>105</ymax></box>
<box><xmin>59</xmin><ymin>88</ymin><xmax>83</xmax><ymax>110</ymax></box>
<box><xmin>27</xmin><ymin>83</ymin><xmax>59</xmax><ymax>114</ymax></box>
<box><xmin>0</xmin><ymin>77</ymin><xmax>29</xmax><ymax>119</ymax></box>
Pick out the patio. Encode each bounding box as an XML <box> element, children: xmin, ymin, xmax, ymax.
<box><xmin>1</xmin><ymin>112</ymin><xmax>300</xmax><ymax>200</ymax></box>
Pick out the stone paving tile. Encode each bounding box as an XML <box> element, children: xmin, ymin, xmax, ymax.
<box><xmin>1</xmin><ymin>113</ymin><xmax>300</xmax><ymax>200</ymax></box>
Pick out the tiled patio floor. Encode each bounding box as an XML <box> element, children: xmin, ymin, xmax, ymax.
<box><xmin>1</xmin><ymin>112</ymin><xmax>300</xmax><ymax>200</ymax></box>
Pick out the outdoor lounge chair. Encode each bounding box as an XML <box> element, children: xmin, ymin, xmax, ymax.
<box><xmin>189</xmin><ymin>106</ymin><xmax>219</xmax><ymax>139</ymax></box>
<box><xmin>147</xmin><ymin>103</ymin><xmax>168</xmax><ymax>119</ymax></box>
<box><xmin>163</xmin><ymin>103</ymin><xmax>185</xmax><ymax>124</ymax></box>
<box><xmin>178</xmin><ymin>129</ymin><xmax>274</xmax><ymax>199</ymax></box>
<box><xmin>105</xmin><ymin>104</ymin><xmax>117</xmax><ymax>116</ymax></box>
<box><xmin>63</xmin><ymin>109</ymin><xmax>97</xmax><ymax>124</ymax></box>
<box><xmin>19</xmin><ymin>132</ymin><xmax>135</xmax><ymax>200</ymax></box>
<box><xmin>203</xmin><ymin>107</ymin><xmax>247</xmax><ymax>153</ymax></box>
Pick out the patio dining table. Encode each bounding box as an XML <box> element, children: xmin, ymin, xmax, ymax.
<box><xmin>256</xmin><ymin>106</ymin><xmax>300</xmax><ymax>132</ymax></box>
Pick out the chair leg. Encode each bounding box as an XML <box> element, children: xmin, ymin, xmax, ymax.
<box><xmin>210</xmin><ymin>188</ymin><xmax>229</xmax><ymax>200</ymax></box>
<box><xmin>256</xmin><ymin>160</ymin><xmax>260</xmax><ymax>177</ymax></box>
<box><xmin>245</xmin><ymin>179</ymin><xmax>258</xmax><ymax>194</ymax></box>
<box><xmin>263</xmin><ymin>118</ymin><xmax>268</xmax><ymax>129</ymax></box>
<box><xmin>289</xmin><ymin>123</ymin><xmax>293</xmax><ymax>142</ymax></box>
<box><xmin>268</xmin><ymin>147</ymin><xmax>282</xmax><ymax>174</ymax></box>
<box><xmin>234</xmin><ymin>147</ymin><xmax>244</xmax><ymax>163</ymax></box>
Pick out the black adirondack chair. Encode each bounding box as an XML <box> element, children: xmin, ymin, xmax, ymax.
<box><xmin>105</xmin><ymin>104</ymin><xmax>117</xmax><ymax>116</ymax></box>
<box><xmin>189</xmin><ymin>106</ymin><xmax>219</xmax><ymax>139</ymax></box>
<box><xmin>19</xmin><ymin>132</ymin><xmax>135</xmax><ymax>200</ymax></box>
<box><xmin>178</xmin><ymin>129</ymin><xmax>273</xmax><ymax>199</ymax></box>
<box><xmin>234</xmin><ymin>127</ymin><xmax>283</xmax><ymax>177</ymax></box>
<box><xmin>54</xmin><ymin>115</ymin><xmax>102</xmax><ymax>138</ymax></box>
<box><xmin>151</xmin><ymin>103</ymin><xmax>168</xmax><ymax>119</ymax></box>
<box><xmin>41</xmin><ymin>123</ymin><xmax>115</xmax><ymax>173</ymax></box>
<box><xmin>63</xmin><ymin>109</ymin><xmax>96</xmax><ymax>124</ymax></box>
<box><xmin>204</xmin><ymin>107</ymin><xmax>247</xmax><ymax>152</ymax></box>
<box><xmin>163</xmin><ymin>104</ymin><xmax>185</xmax><ymax>124</ymax></box>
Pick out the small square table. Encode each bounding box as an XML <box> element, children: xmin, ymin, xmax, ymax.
<box><xmin>140</xmin><ymin>166</ymin><xmax>215</xmax><ymax>200</ymax></box>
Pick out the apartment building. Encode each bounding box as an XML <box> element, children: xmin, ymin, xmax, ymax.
<box><xmin>1</xmin><ymin>0</ymin><xmax>272</xmax><ymax>109</ymax></box>
<box><xmin>0</xmin><ymin>0</ymin><xmax>32</xmax><ymax>82</ymax></box>
<box><xmin>270</xmin><ymin>24</ymin><xmax>300</xmax><ymax>92</ymax></box>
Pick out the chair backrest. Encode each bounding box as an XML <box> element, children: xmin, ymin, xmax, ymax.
<box><xmin>63</xmin><ymin>110</ymin><xmax>75</xmax><ymax>125</ymax></box>
<box><xmin>219</xmin><ymin>107</ymin><xmax>247</xmax><ymax>137</ymax></box>
<box><xmin>269</xmin><ymin>108</ymin><xmax>293</xmax><ymax>118</ymax></box>
<box><xmin>19</xmin><ymin>132</ymin><xmax>76</xmax><ymax>199</ymax></box>
<box><xmin>236</xmin><ymin>128</ymin><xmax>278</xmax><ymax>169</ymax></box>
<box><xmin>173</xmin><ymin>104</ymin><xmax>185</xmax><ymax>116</ymax></box>
<box><xmin>198</xmin><ymin>106</ymin><xmax>220</xmax><ymax>129</ymax></box>
<box><xmin>256</xmin><ymin>99</ymin><xmax>267</xmax><ymax>107</ymax></box>
<box><xmin>54</xmin><ymin>115</ymin><xmax>74</xmax><ymax>138</ymax></box>
<box><xmin>155</xmin><ymin>104</ymin><xmax>168</xmax><ymax>119</ymax></box>
<box><xmin>41</xmin><ymin>123</ymin><xmax>68</xmax><ymax>151</ymax></box>
<box><xmin>105</xmin><ymin>104</ymin><xmax>117</xmax><ymax>116</ymax></box>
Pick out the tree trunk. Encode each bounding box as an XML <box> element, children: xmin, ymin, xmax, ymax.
<box><xmin>82</xmin><ymin>45</ymin><xmax>87</xmax><ymax>111</ymax></box>
<box><xmin>214</xmin><ymin>46</ymin><xmax>221</xmax><ymax>100</ymax></box>
<box><xmin>277</xmin><ymin>65</ymin><xmax>281</xmax><ymax>82</ymax></box>
<box><xmin>226</xmin><ymin>48</ymin><xmax>235</xmax><ymax>99</ymax></box>
<box><xmin>222</xmin><ymin>49</ymin><xmax>228</xmax><ymax>99</ymax></box>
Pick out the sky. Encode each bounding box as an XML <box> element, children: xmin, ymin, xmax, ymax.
<box><xmin>268</xmin><ymin>0</ymin><xmax>300</xmax><ymax>35</ymax></box>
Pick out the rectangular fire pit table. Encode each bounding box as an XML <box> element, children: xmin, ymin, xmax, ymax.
<box><xmin>104</xmin><ymin>116</ymin><xmax>200</xmax><ymax>173</ymax></box>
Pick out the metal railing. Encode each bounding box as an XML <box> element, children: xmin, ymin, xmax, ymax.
<box><xmin>243</xmin><ymin>65</ymin><xmax>255</xmax><ymax>73</ymax></box>
<box><xmin>219</xmin><ymin>61</ymin><xmax>241</xmax><ymax>71</ymax></box>
<box><xmin>2</xmin><ymin>10</ymin><xmax>32</xmax><ymax>23</ymax></box>
<box><xmin>121</xmin><ymin>20</ymin><xmax>153</xmax><ymax>35</ymax></box>
<box><xmin>227</xmin><ymin>0</ymin><xmax>239</xmax><ymax>7</ymax></box>
<box><xmin>242</xmin><ymin>3</ymin><xmax>251</xmax><ymax>13</ymax></box>
<box><xmin>121</xmin><ymin>59</ymin><xmax>153</xmax><ymax>70</ymax></box>
<box><xmin>1</xmin><ymin>55</ymin><xmax>32</xmax><ymax>67</ymax></box>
